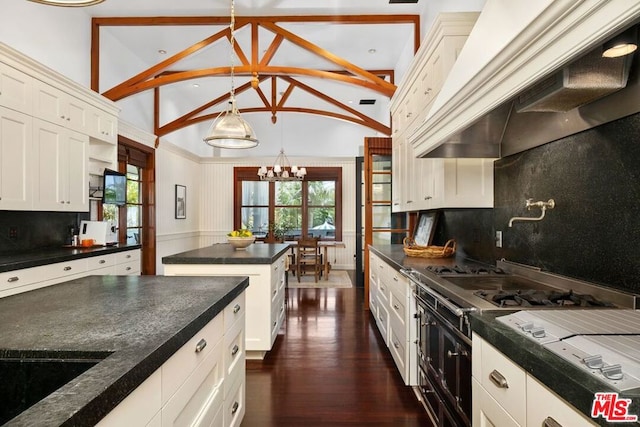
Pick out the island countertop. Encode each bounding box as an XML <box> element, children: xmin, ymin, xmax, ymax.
<box><xmin>0</xmin><ymin>274</ymin><xmax>249</xmax><ymax>427</ymax></box>
<box><xmin>162</xmin><ymin>242</ymin><xmax>290</xmax><ymax>265</ymax></box>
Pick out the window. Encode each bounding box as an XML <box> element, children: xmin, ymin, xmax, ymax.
<box><xmin>125</xmin><ymin>164</ymin><xmax>142</xmax><ymax>244</ymax></box>
<box><xmin>234</xmin><ymin>167</ymin><xmax>342</xmax><ymax>241</ymax></box>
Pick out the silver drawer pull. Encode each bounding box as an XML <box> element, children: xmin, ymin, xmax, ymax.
<box><xmin>543</xmin><ymin>417</ymin><xmax>562</xmax><ymax>427</ymax></box>
<box><xmin>195</xmin><ymin>338</ymin><xmax>207</xmax><ymax>353</ymax></box>
<box><xmin>63</xmin><ymin>266</ymin><xmax>72</xmax><ymax>271</ymax></box>
<box><xmin>125</xmin><ymin>267</ymin><xmax>131</xmax><ymax>271</ymax></box>
<box><xmin>7</xmin><ymin>277</ymin><xmax>19</xmax><ymax>283</ymax></box>
<box><xmin>489</xmin><ymin>370</ymin><xmax>509</xmax><ymax>389</ymax></box>
<box><xmin>393</xmin><ymin>304</ymin><xmax>400</xmax><ymax>310</ymax></box>
<box><xmin>393</xmin><ymin>341</ymin><xmax>400</xmax><ymax>349</ymax></box>
<box><xmin>126</xmin><ymin>254</ymin><xmax>131</xmax><ymax>258</ymax></box>
<box><xmin>447</xmin><ymin>350</ymin><xmax>459</xmax><ymax>358</ymax></box>
<box><xmin>233</xmin><ymin>304</ymin><xmax>241</xmax><ymax>313</ymax></box>
<box><xmin>231</xmin><ymin>401</ymin><xmax>239</xmax><ymax>415</ymax></box>
<box><xmin>99</xmin><ymin>260</ymin><xmax>106</xmax><ymax>264</ymax></box>
<box><xmin>273</xmin><ymin>289</ymin><xmax>277</xmax><ymax>295</ymax></box>
<box><xmin>393</xmin><ymin>276</ymin><xmax>398</xmax><ymax>281</ymax></box>
<box><xmin>231</xmin><ymin>344</ymin><xmax>239</xmax><ymax>356</ymax></box>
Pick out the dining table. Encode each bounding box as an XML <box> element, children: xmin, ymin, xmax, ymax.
<box><xmin>287</xmin><ymin>240</ymin><xmax>346</xmax><ymax>280</ymax></box>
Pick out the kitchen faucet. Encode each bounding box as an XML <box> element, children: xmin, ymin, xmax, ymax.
<box><xmin>508</xmin><ymin>199</ymin><xmax>555</xmax><ymax>227</ymax></box>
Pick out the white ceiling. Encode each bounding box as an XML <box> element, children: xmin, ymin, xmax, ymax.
<box><xmin>86</xmin><ymin>0</ymin><xmax>426</xmax><ymax>156</ymax></box>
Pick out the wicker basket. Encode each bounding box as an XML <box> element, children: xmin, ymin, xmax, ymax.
<box><xmin>403</xmin><ymin>237</ymin><xmax>456</xmax><ymax>258</ymax></box>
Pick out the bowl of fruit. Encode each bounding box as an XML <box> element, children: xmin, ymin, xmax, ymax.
<box><xmin>227</xmin><ymin>229</ymin><xmax>255</xmax><ymax>250</ymax></box>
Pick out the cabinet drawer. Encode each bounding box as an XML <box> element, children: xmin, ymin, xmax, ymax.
<box><xmin>377</xmin><ymin>277</ymin><xmax>390</xmax><ymax>305</ymax></box>
<box><xmin>389</xmin><ymin>292</ymin><xmax>407</xmax><ymax>328</ymax></box>
<box><xmin>161</xmin><ymin>313</ymin><xmax>224</xmax><ymax>404</ymax></box>
<box><xmin>224</xmin><ymin>370</ymin><xmax>245</xmax><ymax>427</ymax></box>
<box><xmin>375</xmin><ymin>296</ymin><xmax>389</xmax><ymax>345</ymax></box>
<box><xmin>40</xmin><ymin>258</ymin><xmax>87</xmax><ymax>280</ymax></box>
<box><xmin>224</xmin><ymin>313</ymin><xmax>245</xmax><ymax>398</ymax></box>
<box><xmin>115</xmin><ymin>249</ymin><xmax>140</xmax><ymax>264</ymax></box>
<box><xmin>480</xmin><ymin>340</ymin><xmax>526</xmax><ymax>426</ymax></box>
<box><xmin>162</xmin><ymin>339</ymin><xmax>224</xmax><ymax>427</ymax></box>
<box><xmin>472</xmin><ymin>378</ymin><xmax>520</xmax><ymax>427</ymax></box>
<box><xmin>389</xmin><ymin>327</ymin><xmax>407</xmax><ymax>379</ymax></box>
<box><xmin>96</xmin><ymin>369</ymin><xmax>161</xmax><ymax>427</ymax></box>
<box><xmin>526</xmin><ymin>376</ymin><xmax>596</xmax><ymax>426</ymax></box>
<box><xmin>115</xmin><ymin>260</ymin><xmax>139</xmax><ymax>275</ymax></box>
<box><xmin>223</xmin><ymin>292</ymin><xmax>245</xmax><ymax>331</ymax></box>
<box><xmin>388</xmin><ymin>269</ymin><xmax>408</xmax><ymax>299</ymax></box>
<box><xmin>87</xmin><ymin>254</ymin><xmax>115</xmax><ymax>271</ymax></box>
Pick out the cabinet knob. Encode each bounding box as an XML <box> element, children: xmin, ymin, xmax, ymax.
<box><xmin>231</xmin><ymin>401</ymin><xmax>240</xmax><ymax>415</ymax></box>
<box><xmin>63</xmin><ymin>266</ymin><xmax>72</xmax><ymax>271</ymax></box>
<box><xmin>195</xmin><ymin>338</ymin><xmax>207</xmax><ymax>353</ymax></box>
<box><xmin>125</xmin><ymin>267</ymin><xmax>131</xmax><ymax>271</ymax></box>
<box><xmin>99</xmin><ymin>260</ymin><xmax>106</xmax><ymax>264</ymax></box>
<box><xmin>231</xmin><ymin>344</ymin><xmax>239</xmax><ymax>356</ymax></box>
<box><xmin>7</xmin><ymin>277</ymin><xmax>19</xmax><ymax>283</ymax></box>
<box><xmin>233</xmin><ymin>303</ymin><xmax>241</xmax><ymax>313</ymax></box>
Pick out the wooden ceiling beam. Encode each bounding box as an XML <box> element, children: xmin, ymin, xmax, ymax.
<box><xmin>92</xmin><ymin>15</ymin><xmax>419</xmax><ymax>26</ymax></box>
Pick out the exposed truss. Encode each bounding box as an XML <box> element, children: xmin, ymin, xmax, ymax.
<box><xmin>91</xmin><ymin>15</ymin><xmax>420</xmax><ymax>138</ymax></box>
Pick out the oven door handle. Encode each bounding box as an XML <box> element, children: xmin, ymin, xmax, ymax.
<box><xmin>400</xmin><ymin>268</ymin><xmax>476</xmax><ymax>318</ymax></box>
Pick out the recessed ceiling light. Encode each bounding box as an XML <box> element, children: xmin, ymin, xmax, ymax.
<box><xmin>368</xmin><ymin>49</ymin><xmax>377</xmax><ymax>54</ymax></box>
<box><xmin>27</xmin><ymin>0</ymin><xmax>104</xmax><ymax>6</ymax></box>
<box><xmin>192</xmin><ymin>84</ymin><xmax>200</xmax><ymax>88</ymax></box>
<box><xmin>158</xmin><ymin>49</ymin><xmax>167</xmax><ymax>55</ymax></box>
<box><xmin>348</xmin><ymin>100</ymin><xmax>353</xmax><ymax>104</ymax></box>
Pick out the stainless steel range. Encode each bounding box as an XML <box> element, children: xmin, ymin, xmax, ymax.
<box><xmin>400</xmin><ymin>259</ymin><xmax>639</xmax><ymax>427</ymax></box>
<box><xmin>497</xmin><ymin>309</ymin><xmax>640</xmax><ymax>391</ymax></box>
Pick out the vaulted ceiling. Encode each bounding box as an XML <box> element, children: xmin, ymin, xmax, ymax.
<box><xmin>87</xmin><ymin>0</ymin><xmax>422</xmax><ymax>155</ymax></box>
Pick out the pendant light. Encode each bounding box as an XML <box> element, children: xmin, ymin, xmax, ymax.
<box><xmin>203</xmin><ymin>0</ymin><xmax>259</xmax><ymax>149</ymax></box>
<box><xmin>27</xmin><ymin>0</ymin><xmax>104</xmax><ymax>6</ymax></box>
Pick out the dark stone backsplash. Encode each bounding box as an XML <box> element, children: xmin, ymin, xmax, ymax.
<box><xmin>428</xmin><ymin>111</ymin><xmax>640</xmax><ymax>294</ymax></box>
<box><xmin>0</xmin><ymin>211</ymin><xmax>89</xmax><ymax>255</ymax></box>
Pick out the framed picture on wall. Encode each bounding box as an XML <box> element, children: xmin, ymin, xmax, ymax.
<box><xmin>175</xmin><ymin>185</ymin><xmax>186</xmax><ymax>219</ymax></box>
<box><xmin>413</xmin><ymin>211</ymin><xmax>438</xmax><ymax>246</ymax></box>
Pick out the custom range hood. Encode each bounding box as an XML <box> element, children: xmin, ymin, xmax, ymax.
<box><xmin>410</xmin><ymin>0</ymin><xmax>640</xmax><ymax>159</ymax></box>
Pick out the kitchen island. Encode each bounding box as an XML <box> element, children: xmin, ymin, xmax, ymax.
<box><xmin>163</xmin><ymin>243</ymin><xmax>290</xmax><ymax>359</ymax></box>
<box><xmin>0</xmin><ymin>274</ymin><xmax>248</xmax><ymax>427</ymax></box>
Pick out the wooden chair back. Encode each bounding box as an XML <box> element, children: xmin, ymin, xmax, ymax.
<box><xmin>296</xmin><ymin>237</ymin><xmax>322</xmax><ymax>282</ymax></box>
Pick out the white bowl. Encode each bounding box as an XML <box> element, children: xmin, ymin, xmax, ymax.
<box><xmin>227</xmin><ymin>236</ymin><xmax>255</xmax><ymax>250</ymax></box>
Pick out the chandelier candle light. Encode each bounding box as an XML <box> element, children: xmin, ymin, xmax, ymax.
<box><xmin>203</xmin><ymin>0</ymin><xmax>259</xmax><ymax>149</ymax></box>
<box><xmin>258</xmin><ymin>149</ymin><xmax>307</xmax><ymax>182</ymax></box>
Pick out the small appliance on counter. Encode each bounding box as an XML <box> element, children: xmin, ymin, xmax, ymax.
<box><xmin>79</xmin><ymin>220</ymin><xmax>118</xmax><ymax>246</ymax></box>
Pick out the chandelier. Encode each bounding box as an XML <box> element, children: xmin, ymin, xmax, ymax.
<box><xmin>28</xmin><ymin>0</ymin><xmax>104</xmax><ymax>5</ymax></box>
<box><xmin>258</xmin><ymin>149</ymin><xmax>307</xmax><ymax>181</ymax></box>
<box><xmin>203</xmin><ymin>0</ymin><xmax>258</xmax><ymax>149</ymax></box>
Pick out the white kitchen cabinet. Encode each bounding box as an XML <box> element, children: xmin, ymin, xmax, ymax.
<box><xmin>0</xmin><ymin>106</ymin><xmax>32</xmax><ymax>210</ymax></box>
<box><xmin>32</xmin><ymin>118</ymin><xmax>88</xmax><ymax>212</ymax></box>
<box><xmin>98</xmin><ymin>292</ymin><xmax>246</xmax><ymax>427</ymax></box>
<box><xmin>33</xmin><ymin>79</ymin><xmax>89</xmax><ymax>134</ymax></box>
<box><xmin>473</xmin><ymin>334</ymin><xmax>596</xmax><ymax>427</ymax></box>
<box><xmin>369</xmin><ymin>251</ymin><xmax>417</xmax><ymax>385</ymax></box>
<box><xmin>163</xmin><ymin>253</ymin><xmax>287</xmax><ymax>359</ymax></box>
<box><xmin>0</xmin><ymin>248</ymin><xmax>141</xmax><ymax>298</ymax></box>
<box><xmin>391</xmin><ymin>131</ymin><xmax>403</xmax><ymax>212</ymax></box>
<box><xmin>0</xmin><ymin>62</ymin><xmax>32</xmax><ymax>114</ymax></box>
<box><xmin>89</xmin><ymin>106</ymin><xmax>117</xmax><ymax>145</ymax></box>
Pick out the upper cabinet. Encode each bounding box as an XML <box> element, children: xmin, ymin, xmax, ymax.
<box><xmin>0</xmin><ymin>42</ymin><xmax>119</xmax><ymax>212</ymax></box>
<box><xmin>390</xmin><ymin>13</ymin><xmax>494</xmax><ymax>212</ymax></box>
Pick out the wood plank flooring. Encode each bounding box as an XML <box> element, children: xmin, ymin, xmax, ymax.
<box><xmin>241</xmin><ymin>277</ymin><xmax>433</xmax><ymax>427</ymax></box>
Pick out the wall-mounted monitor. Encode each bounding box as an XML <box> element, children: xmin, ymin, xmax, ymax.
<box><xmin>102</xmin><ymin>169</ymin><xmax>127</xmax><ymax>206</ymax></box>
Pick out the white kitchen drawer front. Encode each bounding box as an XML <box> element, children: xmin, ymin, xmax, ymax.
<box><xmin>375</xmin><ymin>296</ymin><xmax>389</xmax><ymax>345</ymax></box>
<box><xmin>161</xmin><ymin>338</ymin><xmax>224</xmax><ymax>427</ymax></box>
<box><xmin>526</xmin><ymin>376</ymin><xmax>597</xmax><ymax>427</ymax></box>
<box><xmin>96</xmin><ymin>369</ymin><xmax>162</xmax><ymax>427</ymax></box>
<box><xmin>388</xmin><ymin>268</ymin><xmax>408</xmax><ymax>299</ymax></box>
<box><xmin>389</xmin><ymin>327</ymin><xmax>408</xmax><ymax>382</ymax></box>
<box><xmin>161</xmin><ymin>313</ymin><xmax>224</xmax><ymax>404</ymax></box>
<box><xmin>115</xmin><ymin>260</ymin><xmax>140</xmax><ymax>275</ymax></box>
<box><xmin>0</xmin><ymin>62</ymin><xmax>33</xmax><ymax>114</ymax></box>
<box><xmin>472</xmin><ymin>378</ymin><xmax>521</xmax><ymax>427</ymax></box>
<box><xmin>224</xmin><ymin>370</ymin><xmax>245</xmax><ymax>427</ymax></box>
<box><xmin>270</xmin><ymin>294</ymin><xmax>285</xmax><ymax>344</ymax></box>
<box><xmin>223</xmin><ymin>313</ymin><xmax>245</xmax><ymax>398</ymax></box>
<box><xmin>377</xmin><ymin>276</ymin><xmax>390</xmax><ymax>306</ymax></box>
<box><xmin>480</xmin><ymin>339</ymin><xmax>527</xmax><ymax>426</ymax></box>
<box><xmin>87</xmin><ymin>254</ymin><xmax>116</xmax><ymax>271</ymax></box>
<box><xmin>388</xmin><ymin>291</ymin><xmax>407</xmax><ymax>329</ymax></box>
<box><xmin>115</xmin><ymin>249</ymin><xmax>140</xmax><ymax>264</ymax></box>
<box><xmin>223</xmin><ymin>292</ymin><xmax>245</xmax><ymax>331</ymax></box>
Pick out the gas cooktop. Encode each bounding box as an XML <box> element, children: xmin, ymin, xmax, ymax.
<box><xmin>497</xmin><ymin>310</ymin><xmax>640</xmax><ymax>391</ymax></box>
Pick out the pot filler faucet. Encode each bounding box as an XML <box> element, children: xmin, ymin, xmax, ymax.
<box><xmin>508</xmin><ymin>199</ymin><xmax>555</xmax><ymax>227</ymax></box>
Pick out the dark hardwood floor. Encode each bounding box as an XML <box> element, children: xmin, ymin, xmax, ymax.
<box><xmin>241</xmin><ymin>275</ymin><xmax>433</xmax><ymax>427</ymax></box>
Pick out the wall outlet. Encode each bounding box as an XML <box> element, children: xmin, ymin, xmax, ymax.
<box><xmin>8</xmin><ymin>226</ymin><xmax>18</xmax><ymax>240</ymax></box>
<box><xmin>495</xmin><ymin>230</ymin><xmax>502</xmax><ymax>248</ymax></box>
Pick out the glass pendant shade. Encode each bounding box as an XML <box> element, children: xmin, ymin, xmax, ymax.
<box><xmin>203</xmin><ymin>102</ymin><xmax>259</xmax><ymax>149</ymax></box>
<box><xmin>28</xmin><ymin>0</ymin><xmax>104</xmax><ymax>6</ymax></box>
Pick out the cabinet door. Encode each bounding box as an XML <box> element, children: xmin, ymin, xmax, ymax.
<box><xmin>472</xmin><ymin>378</ymin><xmax>521</xmax><ymax>427</ymax></box>
<box><xmin>66</xmin><ymin>129</ymin><xmax>88</xmax><ymax>211</ymax></box>
<box><xmin>33</xmin><ymin>80</ymin><xmax>65</xmax><ymax>125</ymax></box>
<box><xmin>0</xmin><ymin>62</ymin><xmax>33</xmax><ymax>114</ymax></box>
<box><xmin>526</xmin><ymin>376</ymin><xmax>597</xmax><ymax>427</ymax></box>
<box><xmin>391</xmin><ymin>134</ymin><xmax>403</xmax><ymax>212</ymax></box>
<box><xmin>0</xmin><ymin>106</ymin><xmax>32</xmax><ymax>210</ymax></box>
<box><xmin>89</xmin><ymin>107</ymin><xmax>117</xmax><ymax>144</ymax></box>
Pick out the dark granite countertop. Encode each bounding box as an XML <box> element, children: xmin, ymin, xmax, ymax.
<box><xmin>0</xmin><ymin>244</ymin><xmax>142</xmax><ymax>273</ymax></box>
<box><xmin>162</xmin><ymin>242</ymin><xmax>291</xmax><ymax>265</ymax></box>
<box><xmin>0</xmin><ymin>274</ymin><xmax>249</xmax><ymax>427</ymax></box>
<box><xmin>369</xmin><ymin>244</ymin><xmax>493</xmax><ymax>272</ymax></box>
<box><xmin>471</xmin><ymin>312</ymin><xmax>640</xmax><ymax>426</ymax></box>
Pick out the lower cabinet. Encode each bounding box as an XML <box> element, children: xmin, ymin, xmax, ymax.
<box><xmin>163</xmin><ymin>253</ymin><xmax>287</xmax><ymax>359</ymax></box>
<box><xmin>0</xmin><ymin>248</ymin><xmax>141</xmax><ymax>298</ymax></box>
<box><xmin>369</xmin><ymin>252</ymin><xmax>417</xmax><ymax>385</ymax></box>
<box><xmin>472</xmin><ymin>334</ymin><xmax>597</xmax><ymax>427</ymax></box>
<box><xmin>98</xmin><ymin>292</ymin><xmax>246</xmax><ymax>427</ymax></box>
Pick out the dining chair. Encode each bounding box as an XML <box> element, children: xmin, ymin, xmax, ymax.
<box><xmin>296</xmin><ymin>237</ymin><xmax>322</xmax><ymax>282</ymax></box>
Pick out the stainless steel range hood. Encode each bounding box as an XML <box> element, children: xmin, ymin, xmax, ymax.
<box><xmin>409</xmin><ymin>0</ymin><xmax>640</xmax><ymax>159</ymax></box>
